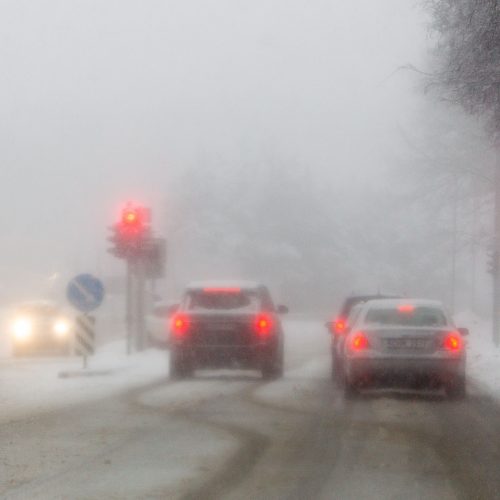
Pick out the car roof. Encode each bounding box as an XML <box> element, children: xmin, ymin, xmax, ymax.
<box><xmin>360</xmin><ymin>298</ymin><xmax>445</xmax><ymax>310</ymax></box>
<box><xmin>344</xmin><ymin>294</ymin><xmax>400</xmax><ymax>303</ymax></box>
<box><xmin>186</xmin><ymin>280</ymin><xmax>263</xmax><ymax>291</ymax></box>
<box><xmin>339</xmin><ymin>294</ymin><xmax>400</xmax><ymax>315</ymax></box>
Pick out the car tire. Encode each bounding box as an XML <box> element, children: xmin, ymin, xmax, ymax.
<box><xmin>331</xmin><ymin>351</ymin><xmax>337</xmax><ymax>381</ymax></box>
<box><xmin>334</xmin><ymin>356</ymin><xmax>344</xmax><ymax>386</ymax></box>
<box><xmin>342</xmin><ymin>374</ymin><xmax>358</xmax><ymax>399</ymax></box>
<box><xmin>261</xmin><ymin>353</ymin><xmax>283</xmax><ymax>380</ymax></box>
<box><xmin>169</xmin><ymin>348</ymin><xmax>193</xmax><ymax>379</ymax></box>
<box><xmin>445</xmin><ymin>375</ymin><xmax>466</xmax><ymax>400</ymax></box>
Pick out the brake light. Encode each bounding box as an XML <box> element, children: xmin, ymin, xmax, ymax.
<box><xmin>203</xmin><ymin>287</ymin><xmax>241</xmax><ymax>293</ymax></box>
<box><xmin>443</xmin><ymin>332</ymin><xmax>462</xmax><ymax>352</ymax></box>
<box><xmin>398</xmin><ymin>304</ymin><xmax>415</xmax><ymax>313</ymax></box>
<box><xmin>334</xmin><ymin>319</ymin><xmax>346</xmax><ymax>335</ymax></box>
<box><xmin>171</xmin><ymin>313</ymin><xmax>190</xmax><ymax>337</ymax></box>
<box><xmin>255</xmin><ymin>314</ymin><xmax>273</xmax><ymax>336</ymax></box>
<box><xmin>351</xmin><ymin>332</ymin><xmax>369</xmax><ymax>351</ymax></box>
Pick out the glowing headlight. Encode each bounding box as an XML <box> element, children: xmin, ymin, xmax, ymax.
<box><xmin>11</xmin><ymin>317</ymin><xmax>33</xmax><ymax>341</ymax></box>
<box><xmin>53</xmin><ymin>320</ymin><xmax>70</xmax><ymax>338</ymax></box>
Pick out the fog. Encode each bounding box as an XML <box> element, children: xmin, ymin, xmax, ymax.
<box><xmin>4</xmin><ymin>4</ymin><xmax>500</xmax><ymax>496</ymax></box>
<box><xmin>1</xmin><ymin>0</ymin><xmax>487</xmax><ymax>311</ymax></box>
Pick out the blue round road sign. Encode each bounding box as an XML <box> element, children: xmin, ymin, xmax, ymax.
<box><xmin>66</xmin><ymin>274</ymin><xmax>105</xmax><ymax>313</ymax></box>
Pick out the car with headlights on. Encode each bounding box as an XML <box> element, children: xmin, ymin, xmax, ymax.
<box><xmin>146</xmin><ymin>302</ymin><xmax>175</xmax><ymax>350</ymax></box>
<box><xmin>9</xmin><ymin>301</ymin><xmax>74</xmax><ymax>356</ymax></box>
<box><xmin>169</xmin><ymin>281</ymin><xmax>287</xmax><ymax>379</ymax></box>
<box><xmin>339</xmin><ymin>299</ymin><xmax>468</xmax><ymax>399</ymax></box>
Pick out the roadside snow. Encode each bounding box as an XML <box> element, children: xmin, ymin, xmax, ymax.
<box><xmin>0</xmin><ymin>341</ymin><xmax>168</xmax><ymax>423</ymax></box>
<box><xmin>0</xmin><ymin>318</ymin><xmax>328</xmax><ymax>423</ymax></box>
<box><xmin>455</xmin><ymin>311</ymin><xmax>500</xmax><ymax>397</ymax></box>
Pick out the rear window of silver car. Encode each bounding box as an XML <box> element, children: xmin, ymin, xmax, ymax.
<box><xmin>365</xmin><ymin>307</ymin><xmax>447</xmax><ymax>327</ymax></box>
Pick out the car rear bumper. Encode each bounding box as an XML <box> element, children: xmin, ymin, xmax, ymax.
<box><xmin>346</xmin><ymin>357</ymin><xmax>465</xmax><ymax>384</ymax></box>
<box><xmin>172</xmin><ymin>342</ymin><xmax>276</xmax><ymax>369</ymax></box>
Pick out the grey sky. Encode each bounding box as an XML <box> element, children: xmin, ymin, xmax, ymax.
<box><xmin>0</xmin><ymin>0</ymin><xmax>428</xmax><ymax>298</ymax></box>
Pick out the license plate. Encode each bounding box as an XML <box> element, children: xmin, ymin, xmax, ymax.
<box><xmin>386</xmin><ymin>338</ymin><xmax>428</xmax><ymax>350</ymax></box>
<box><xmin>204</xmin><ymin>323</ymin><xmax>236</xmax><ymax>332</ymax></box>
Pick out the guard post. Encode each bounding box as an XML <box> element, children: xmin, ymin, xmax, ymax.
<box><xmin>66</xmin><ymin>274</ymin><xmax>105</xmax><ymax>369</ymax></box>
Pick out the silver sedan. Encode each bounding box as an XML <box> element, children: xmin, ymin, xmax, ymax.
<box><xmin>339</xmin><ymin>299</ymin><xmax>467</xmax><ymax>399</ymax></box>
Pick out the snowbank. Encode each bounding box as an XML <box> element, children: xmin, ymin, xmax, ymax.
<box><xmin>455</xmin><ymin>311</ymin><xmax>500</xmax><ymax>397</ymax></box>
<box><xmin>0</xmin><ymin>340</ymin><xmax>168</xmax><ymax>423</ymax></box>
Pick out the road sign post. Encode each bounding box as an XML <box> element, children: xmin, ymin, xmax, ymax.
<box><xmin>75</xmin><ymin>314</ymin><xmax>96</xmax><ymax>368</ymax></box>
<box><xmin>66</xmin><ymin>274</ymin><xmax>105</xmax><ymax>368</ymax></box>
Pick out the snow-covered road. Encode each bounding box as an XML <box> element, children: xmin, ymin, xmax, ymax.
<box><xmin>1</xmin><ymin>317</ymin><xmax>500</xmax><ymax>499</ymax></box>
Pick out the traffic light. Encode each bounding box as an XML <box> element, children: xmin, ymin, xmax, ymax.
<box><xmin>108</xmin><ymin>204</ymin><xmax>151</xmax><ymax>259</ymax></box>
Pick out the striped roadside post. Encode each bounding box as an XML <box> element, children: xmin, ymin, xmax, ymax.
<box><xmin>66</xmin><ymin>274</ymin><xmax>105</xmax><ymax>370</ymax></box>
<box><xmin>75</xmin><ymin>314</ymin><xmax>96</xmax><ymax>368</ymax></box>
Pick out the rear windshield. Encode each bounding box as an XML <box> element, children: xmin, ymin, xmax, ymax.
<box><xmin>185</xmin><ymin>291</ymin><xmax>260</xmax><ymax>312</ymax></box>
<box><xmin>365</xmin><ymin>307</ymin><xmax>447</xmax><ymax>327</ymax></box>
<box><xmin>340</xmin><ymin>296</ymin><xmax>397</xmax><ymax>317</ymax></box>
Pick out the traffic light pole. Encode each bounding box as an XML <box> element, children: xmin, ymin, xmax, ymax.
<box><xmin>135</xmin><ymin>257</ymin><xmax>146</xmax><ymax>352</ymax></box>
<box><xmin>126</xmin><ymin>258</ymin><xmax>133</xmax><ymax>355</ymax></box>
<box><xmin>108</xmin><ymin>204</ymin><xmax>164</xmax><ymax>354</ymax></box>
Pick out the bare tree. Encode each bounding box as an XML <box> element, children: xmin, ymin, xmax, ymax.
<box><xmin>425</xmin><ymin>0</ymin><xmax>500</xmax><ymax>132</ymax></box>
<box><xmin>424</xmin><ymin>0</ymin><xmax>500</xmax><ymax>342</ymax></box>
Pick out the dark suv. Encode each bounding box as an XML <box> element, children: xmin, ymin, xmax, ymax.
<box><xmin>327</xmin><ymin>294</ymin><xmax>399</xmax><ymax>382</ymax></box>
<box><xmin>169</xmin><ymin>281</ymin><xmax>287</xmax><ymax>379</ymax></box>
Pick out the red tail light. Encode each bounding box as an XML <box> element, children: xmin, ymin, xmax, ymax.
<box><xmin>254</xmin><ymin>314</ymin><xmax>273</xmax><ymax>336</ymax></box>
<box><xmin>398</xmin><ymin>304</ymin><xmax>415</xmax><ymax>313</ymax></box>
<box><xmin>334</xmin><ymin>319</ymin><xmax>346</xmax><ymax>335</ymax></box>
<box><xmin>350</xmin><ymin>332</ymin><xmax>370</xmax><ymax>351</ymax></box>
<box><xmin>171</xmin><ymin>313</ymin><xmax>190</xmax><ymax>337</ymax></box>
<box><xmin>443</xmin><ymin>332</ymin><xmax>462</xmax><ymax>352</ymax></box>
<box><xmin>203</xmin><ymin>287</ymin><xmax>241</xmax><ymax>293</ymax></box>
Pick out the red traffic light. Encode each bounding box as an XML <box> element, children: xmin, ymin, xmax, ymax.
<box><xmin>107</xmin><ymin>204</ymin><xmax>152</xmax><ymax>259</ymax></box>
<box><xmin>122</xmin><ymin>208</ymin><xmax>140</xmax><ymax>226</ymax></box>
<box><xmin>118</xmin><ymin>205</ymin><xmax>150</xmax><ymax>235</ymax></box>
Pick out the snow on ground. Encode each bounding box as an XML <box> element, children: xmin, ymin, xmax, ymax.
<box><xmin>0</xmin><ymin>317</ymin><xmax>327</xmax><ymax>499</ymax></box>
<box><xmin>138</xmin><ymin>318</ymin><xmax>329</xmax><ymax>413</ymax></box>
<box><xmin>3</xmin><ymin>312</ymin><xmax>500</xmax><ymax>424</ymax></box>
<box><xmin>140</xmin><ymin>375</ymin><xmax>253</xmax><ymax>411</ymax></box>
<box><xmin>455</xmin><ymin>311</ymin><xmax>500</xmax><ymax>396</ymax></box>
<box><xmin>0</xmin><ymin>317</ymin><xmax>328</xmax><ymax>424</ymax></box>
<box><xmin>253</xmin><ymin>317</ymin><xmax>330</xmax><ymax>412</ymax></box>
<box><xmin>253</xmin><ymin>355</ymin><xmax>330</xmax><ymax>413</ymax></box>
<box><xmin>0</xmin><ymin>341</ymin><xmax>168</xmax><ymax>424</ymax></box>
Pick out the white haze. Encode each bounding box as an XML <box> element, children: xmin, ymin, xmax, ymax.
<box><xmin>0</xmin><ymin>1</ymin><xmax>456</xmax><ymax>308</ymax></box>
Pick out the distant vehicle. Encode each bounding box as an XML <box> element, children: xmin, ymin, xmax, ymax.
<box><xmin>338</xmin><ymin>299</ymin><xmax>468</xmax><ymax>399</ymax></box>
<box><xmin>146</xmin><ymin>302</ymin><xmax>172</xmax><ymax>350</ymax></box>
<box><xmin>8</xmin><ymin>301</ymin><xmax>74</xmax><ymax>356</ymax></box>
<box><xmin>327</xmin><ymin>294</ymin><xmax>399</xmax><ymax>381</ymax></box>
<box><xmin>168</xmin><ymin>281</ymin><xmax>287</xmax><ymax>379</ymax></box>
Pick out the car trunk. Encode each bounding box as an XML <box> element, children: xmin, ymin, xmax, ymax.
<box><xmin>365</xmin><ymin>327</ymin><xmax>448</xmax><ymax>356</ymax></box>
<box><xmin>189</xmin><ymin>313</ymin><xmax>257</xmax><ymax>347</ymax></box>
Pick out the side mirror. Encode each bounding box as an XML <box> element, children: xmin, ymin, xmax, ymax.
<box><xmin>457</xmin><ymin>327</ymin><xmax>469</xmax><ymax>336</ymax></box>
<box><xmin>277</xmin><ymin>305</ymin><xmax>289</xmax><ymax>314</ymax></box>
<box><xmin>167</xmin><ymin>304</ymin><xmax>179</xmax><ymax>316</ymax></box>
